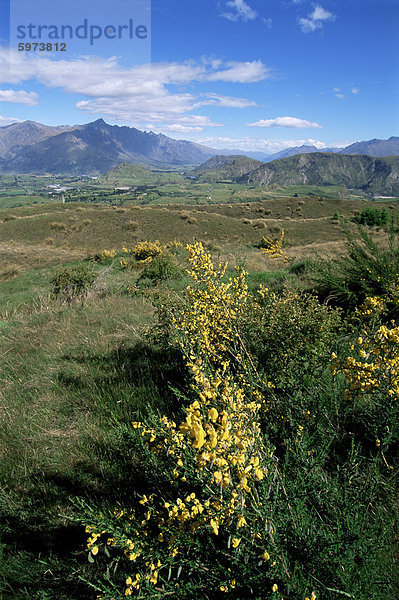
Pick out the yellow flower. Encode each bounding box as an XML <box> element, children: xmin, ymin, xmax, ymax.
<box><xmin>262</xmin><ymin>550</ymin><xmax>270</xmax><ymax>561</ymax></box>
<box><xmin>91</xmin><ymin>546</ymin><xmax>99</xmax><ymax>555</ymax></box>
<box><xmin>208</xmin><ymin>407</ymin><xmax>218</xmax><ymax>422</ymax></box>
<box><xmin>231</xmin><ymin>537</ymin><xmax>241</xmax><ymax>548</ymax></box>
<box><xmin>213</xmin><ymin>470</ymin><xmax>223</xmax><ymax>484</ymax></box>
<box><xmin>149</xmin><ymin>570</ymin><xmax>158</xmax><ymax>584</ymax></box>
<box><xmin>237</xmin><ymin>515</ymin><xmax>247</xmax><ymax>528</ymax></box>
<box><xmin>272</xmin><ymin>584</ymin><xmax>278</xmax><ymax>592</ymax></box>
<box><xmin>210</xmin><ymin>518</ymin><xmax>219</xmax><ymax>535</ymax></box>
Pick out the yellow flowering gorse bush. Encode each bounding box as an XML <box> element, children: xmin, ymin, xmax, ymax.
<box><xmin>261</xmin><ymin>229</ymin><xmax>289</xmax><ymax>262</ymax></box>
<box><xmin>133</xmin><ymin>240</ymin><xmax>163</xmax><ymax>261</ymax></box>
<box><xmin>82</xmin><ymin>243</ymin><xmax>285</xmax><ymax>599</ymax></box>
<box><xmin>98</xmin><ymin>249</ymin><xmax>116</xmax><ymax>260</ymax></box>
<box><xmin>331</xmin><ymin>296</ymin><xmax>399</xmax><ymax>400</ymax></box>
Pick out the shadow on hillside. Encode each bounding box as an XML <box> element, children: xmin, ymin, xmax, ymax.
<box><xmin>57</xmin><ymin>342</ymin><xmax>188</xmax><ymax>416</ymax></box>
<box><xmin>0</xmin><ymin>343</ymin><xmax>189</xmax><ymax>599</ymax></box>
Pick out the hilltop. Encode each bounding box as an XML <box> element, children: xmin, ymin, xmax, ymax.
<box><xmin>193</xmin><ymin>155</ymin><xmax>265</xmax><ymax>181</ymax></box>
<box><xmin>241</xmin><ymin>153</ymin><xmax>399</xmax><ymax>196</ymax></box>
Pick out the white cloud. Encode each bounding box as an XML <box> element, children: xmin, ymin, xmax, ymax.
<box><xmin>76</xmin><ymin>97</ymin><xmax>224</xmax><ymax>128</ymax></box>
<box><xmin>333</xmin><ymin>86</ymin><xmax>359</xmax><ymax>98</ymax></box>
<box><xmin>247</xmin><ymin>116</ymin><xmax>322</xmax><ymax>129</ymax></box>
<box><xmin>196</xmin><ymin>136</ymin><xmax>328</xmax><ymax>153</ymax></box>
<box><xmin>156</xmin><ymin>124</ymin><xmax>205</xmax><ymax>133</ymax></box>
<box><xmin>0</xmin><ymin>48</ymin><xmax>272</xmax><ymax>129</ymax></box>
<box><xmin>0</xmin><ymin>115</ymin><xmax>22</xmax><ymax>126</ymax></box>
<box><xmin>207</xmin><ymin>60</ymin><xmax>272</xmax><ymax>83</ymax></box>
<box><xmin>203</xmin><ymin>93</ymin><xmax>257</xmax><ymax>108</ymax></box>
<box><xmin>221</xmin><ymin>0</ymin><xmax>257</xmax><ymax>22</ymax></box>
<box><xmin>298</xmin><ymin>4</ymin><xmax>336</xmax><ymax>33</ymax></box>
<box><xmin>0</xmin><ymin>89</ymin><xmax>39</xmax><ymax>105</ymax></box>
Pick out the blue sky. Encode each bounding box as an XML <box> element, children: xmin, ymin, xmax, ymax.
<box><xmin>0</xmin><ymin>0</ymin><xmax>398</xmax><ymax>153</ymax></box>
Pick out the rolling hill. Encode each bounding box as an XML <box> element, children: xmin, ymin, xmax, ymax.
<box><xmin>193</xmin><ymin>155</ymin><xmax>264</xmax><ymax>181</ymax></box>
<box><xmin>239</xmin><ymin>153</ymin><xmax>399</xmax><ymax>196</ymax></box>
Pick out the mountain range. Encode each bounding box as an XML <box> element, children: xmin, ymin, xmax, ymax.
<box><xmin>0</xmin><ymin>119</ymin><xmax>397</xmax><ymax>175</ymax></box>
<box><xmin>262</xmin><ymin>137</ymin><xmax>399</xmax><ymax>162</ymax></box>
<box><xmin>0</xmin><ymin>119</ymin><xmax>217</xmax><ymax>174</ymax></box>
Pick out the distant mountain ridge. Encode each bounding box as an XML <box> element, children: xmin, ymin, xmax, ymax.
<box><xmin>0</xmin><ymin>120</ymin><xmax>73</xmax><ymax>158</ymax></box>
<box><xmin>337</xmin><ymin>137</ymin><xmax>399</xmax><ymax>157</ymax></box>
<box><xmin>0</xmin><ymin>119</ymin><xmax>397</xmax><ymax>174</ymax></box>
<box><xmin>0</xmin><ymin>119</ymin><xmax>218</xmax><ymax>174</ymax></box>
<box><xmin>193</xmin><ymin>152</ymin><xmax>399</xmax><ymax>196</ymax></box>
<box><xmin>264</xmin><ymin>137</ymin><xmax>399</xmax><ymax>162</ymax></box>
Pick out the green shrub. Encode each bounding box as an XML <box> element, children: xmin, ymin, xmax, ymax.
<box><xmin>288</xmin><ymin>258</ymin><xmax>315</xmax><ymax>275</ymax></box>
<box><xmin>50</xmin><ymin>264</ymin><xmax>96</xmax><ymax>303</ymax></box>
<box><xmin>354</xmin><ymin>207</ymin><xmax>389</xmax><ymax>227</ymax></box>
<box><xmin>138</xmin><ymin>253</ymin><xmax>180</xmax><ymax>285</ymax></box>
<box><xmin>313</xmin><ymin>222</ymin><xmax>399</xmax><ymax>313</ymax></box>
<box><xmin>245</xmin><ymin>288</ymin><xmax>342</xmax><ymax>387</ymax></box>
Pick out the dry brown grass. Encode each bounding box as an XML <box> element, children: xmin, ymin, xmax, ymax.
<box><xmin>0</xmin><ymin>197</ymin><xmax>397</xmax><ymax>274</ymax></box>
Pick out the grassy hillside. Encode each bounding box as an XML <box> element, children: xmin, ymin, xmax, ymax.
<box><xmin>1</xmin><ymin>196</ymin><xmax>397</xmax><ymax>276</ymax></box>
<box><xmin>239</xmin><ymin>153</ymin><xmax>399</xmax><ymax>196</ymax></box>
<box><xmin>193</xmin><ymin>155</ymin><xmax>264</xmax><ymax>182</ymax></box>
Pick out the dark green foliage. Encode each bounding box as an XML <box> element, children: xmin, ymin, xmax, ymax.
<box><xmin>288</xmin><ymin>258</ymin><xmax>315</xmax><ymax>275</ymax></box>
<box><xmin>138</xmin><ymin>253</ymin><xmax>181</xmax><ymax>285</ymax></box>
<box><xmin>312</xmin><ymin>221</ymin><xmax>399</xmax><ymax>314</ymax></box>
<box><xmin>50</xmin><ymin>264</ymin><xmax>96</xmax><ymax>303</ymax></box>
<box><xmin>354</xmin><ymin>206</ymin><xmax>388</xmax><ymax>226</ymax></box>
<box><xmin>245</xmin><ymin>289</ymin><xmax>342</xmax><ymax>388</ymax></box>
<box><xmin>262</xmin><ymin>355</ymin><xmax>398</xmax><ymax>600</ymax></box>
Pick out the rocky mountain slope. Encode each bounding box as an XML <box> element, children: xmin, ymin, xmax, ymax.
<box><xmin>239</xmin><ymin>153</ymin><xmax>399</xmax><ymax>196</ymax></box>
<box><xmin>0</xmin><ymin>119</ymin><xmax>216</xmax><ymax>174</ymax></box>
